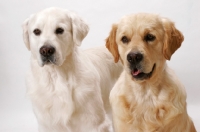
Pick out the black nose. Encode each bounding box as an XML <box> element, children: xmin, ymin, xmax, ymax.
<box><xmin>40</xmin><ymin>45</ymin><xmax>55</xmax><ymax>57</ymax></box>
<box><xmin>127</xmin><ymin>52</ymin><xmax>143</xmax><ymax>64</ymax></box>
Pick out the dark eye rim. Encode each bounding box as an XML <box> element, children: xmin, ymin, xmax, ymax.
<box><xmin>121</xmin><ymin>36</ymin><xmax>130</xmax><ymax>44</ymax></box>
<box><xmin>144</xmin><ymin>33</ymin><xmax>156</xmax><ymax>42</ymax></box>
<box><xmin>33</xmin><ymin>28</ymin><xmax>41</xmax><ymax>36</ymax></box>
<box><xmin>55</xmin><ymin>27</ymin><xmax>64</xmax><ymax>34</ymax></box>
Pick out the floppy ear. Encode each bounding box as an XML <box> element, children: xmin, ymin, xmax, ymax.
<box><xmin>106</xmin><ymin>24</ymin><xmax>119</xmax><ymax>63</ymax></box>
<box><xmin>69</xmin><ymin>12</ymin><xmax>89</xmax><ymax>46</ymax></box>
<box><xmin>162</xmin><ymin>18</ymin><xmax>184</xmax><ymax>60</ymax></box>
<box><xmin>22</xmin><ymin>18</ymin><xmax>30</xmax><ymax>50</ymax></box>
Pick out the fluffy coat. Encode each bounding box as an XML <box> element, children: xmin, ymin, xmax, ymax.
<box><xmin>22</xmin><ymin>7</ymin><xmax>122</xmax><ymax>132</ymax></box>
<box><xmin>106</xmin><ymin>13</ymin><xmax>196</xmax><ymax>132</ymax></box>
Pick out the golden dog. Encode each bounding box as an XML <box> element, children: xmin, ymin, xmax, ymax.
<box><xmin>106</xmin><ymin>13</ymin><xmax>196</xmax><ymax>132</ymax></box>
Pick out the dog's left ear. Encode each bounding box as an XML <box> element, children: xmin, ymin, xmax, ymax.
<box><xmin>69</xmin><ymin>12</ymin><xmax>89</xmax><ymax>46</ymax></box>
<box><xmin>162</xmin><ymin>18</ymin><xmax>184</xmax><ymax>60</ymax></box>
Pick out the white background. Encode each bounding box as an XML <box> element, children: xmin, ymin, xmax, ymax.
<box><xmin>0</xmin><ymin>0</ymin><xmax>200</xmax><ymax>131</ymax></box>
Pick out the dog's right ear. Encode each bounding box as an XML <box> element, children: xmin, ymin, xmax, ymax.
<box><xmin>106</xmin><ymin>24</ymin><xmax>119</xmax><ymax>63</ymax></box>
<box><xmin>22</xmin><ymin>17</ymin><xmax>30</xmax><ymax>50</ymax></box>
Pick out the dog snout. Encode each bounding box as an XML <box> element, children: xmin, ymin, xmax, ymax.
<box><xmin>127</xmin><ymin>52</ymin><xmax>143</xmax><ymax>64</ymax></box>
<box><xmin>40</xmin><ymin>45</ymin><xmax>55</xmax><ymax>57</ymax></box>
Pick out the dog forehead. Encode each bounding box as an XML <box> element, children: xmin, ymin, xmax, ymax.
<box><xmin>29</xmin><ymin>8</ymin><xmax>71</xmax><ymax>28</ymax></box>
<box><xmin>118</xmin><ymin>13</ymin><xmax>162</xmax><ymax>34</ymax></box>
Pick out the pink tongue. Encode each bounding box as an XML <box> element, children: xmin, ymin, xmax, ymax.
<box><xmin>132</xmin><ymin>69</ymin><xmax>141</xmax><ymax>76</ymax></box>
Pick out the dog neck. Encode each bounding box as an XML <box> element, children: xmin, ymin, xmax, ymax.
<box><xmin>30</xmin><ymin>47</ymin><xmax>84</xmax><ymax>88</ymax></box>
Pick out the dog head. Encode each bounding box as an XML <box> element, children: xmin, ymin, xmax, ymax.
<box><xmin>22</xmin><ymin>7</ymin><xmax>89</xmax><ymax>67</ymax></box>
<box><xmin>106</xmin><ymin>13</ymin><xmax>184</xmax><ymax>81</ymax></box>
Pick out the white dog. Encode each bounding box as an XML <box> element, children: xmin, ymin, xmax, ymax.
<box><xmin>22</xmin><ymin>7</ymin><xmax>122</xmax><ymax>132</ymax></box>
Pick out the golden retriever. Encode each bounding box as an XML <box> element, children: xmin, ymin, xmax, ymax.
<box><xmin>22</xmin><ymin>7</ymin><xmax>122</xmax><ymax>132</ymax></box>
<box><xmin>106</xmin><ymin>13</ymin><xmax>196</xmax><ymax>132</ymax></box>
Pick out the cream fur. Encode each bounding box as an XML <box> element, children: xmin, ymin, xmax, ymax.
<box><xmin>106</xmin><ymin>13</ymin><xmax>196</xmax><ymax>132</ymax></box>
<box><xmin>22</xmin><ymin>7</ymin><xmax>122</xmax><ymax>132</ymax></box>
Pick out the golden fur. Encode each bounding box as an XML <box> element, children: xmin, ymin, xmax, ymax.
<box><xmin>106</xmin><ymin>13</ymin><xmax>196</xmax><ymax>132</ymax></box>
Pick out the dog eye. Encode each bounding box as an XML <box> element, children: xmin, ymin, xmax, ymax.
<box><xmin>33</xmin><ymin>29</ymin><xmax>41</xmax><ymax>36</ymax></box>
<box><xmin>55</xmin><ymin>28</ymin><xmax>64</xmax><ymax>34</ymax></box>
<box><xmin>144</xmin><ymin>34</ymin><xmax>156</xmax><ymax>42</ymax></box>
<box><xmin>121</xmin><ymin>36</ymin><xmax>130</xmax><ymax>44</ymax></box>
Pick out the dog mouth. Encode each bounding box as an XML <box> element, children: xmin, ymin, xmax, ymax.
<box><xmin>131</xmin><ymin>64</ymin><xmax>156</xmax><ymax>80</ymax></box>
<box><xmin>41</xmin><ymin>56</ymin><xmax>57</xmax><ymax>66</ymax></box>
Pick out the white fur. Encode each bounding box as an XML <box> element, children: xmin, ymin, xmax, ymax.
<box><xmin>22</xmin><ymin>7</ymin><xmax>122</xmax><ymax>132</ymax></box>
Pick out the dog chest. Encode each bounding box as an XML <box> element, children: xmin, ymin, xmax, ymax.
<box><xmin>27</xmin><ymin>68</ymin><xmax>76</xmax><ymax>127</ymax></box>
<box><xmin>116</xmin><ymin>84</ymin><xmax>181</xmax><ymax>131</ymax></box>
